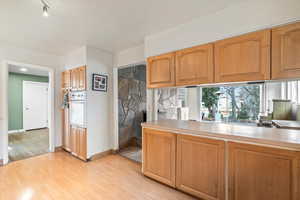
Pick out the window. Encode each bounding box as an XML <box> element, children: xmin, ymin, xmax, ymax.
<box><xmin>155</xmin><ymin>80</ymin><xmax>300</xmax><ymax>125</ymax></box>
<box><xmin>200</xmin><ymin>84</ymin><xmax>262</xmax><ymax>124</ymax></box>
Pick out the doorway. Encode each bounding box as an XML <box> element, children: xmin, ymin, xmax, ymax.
<box><xmin>3</xmin><ymin>62</ymin><xmax>54</xmax><ymax>163</ymax></box>
<box><xmin>118</xmin><ymin>64</ymin><xmax>146</xmax><ymax>163</ymax></box>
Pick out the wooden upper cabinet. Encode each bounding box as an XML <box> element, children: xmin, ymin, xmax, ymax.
<box><xmin>176</xmin><ymin>134</ymin><xmax>225</xmax><ymax>200</ymax></box>
<box><xmin>228</xmin><ymin>142</ymin><xmax>299</xmax><ymax>200</ymax></box>
<box><xmin>78</xmin><ymin>66</ymin><xmax>87</xmax><ymax>90</ymax></box>
<box><xmin>215</xmin><ymin>30</ymin><xmax>271</xmax><ymax>83</ymax></box>
<box><xmin>272</xmin><ymin>22</ymin><xmax>300</xmax><ymax>80</ymax></box>
<box><xmin>147</xmin><ymin>53</ymin><xmax>175</xmax><ymax>88</ymax></box>
<box><xmin>70</xmin><ymin>66</ymin><xmax>86</xmax><ymax>91</ymax></box>
<box><xmin>62</xmin><ymin>70</ymin><xmax>71</xmax><ymax>89</ymax></box>
<box><xmin>71</xmin><ymin>68</ymin><xmax>79</xmax><ymax>90</ymax></box>
<box><xmin>175</xmin><ymin>44</ymin><xmax>214</xmax><ymax>86</ymax></box>
<box><xmin>142</xmin><ymin>128</ymin><xmax>176</xmax><ymax>187</ymax></box>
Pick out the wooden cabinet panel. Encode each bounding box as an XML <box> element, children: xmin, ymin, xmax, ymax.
<box><xmin>70</xmin><ymin>126</ymin><xmax>87</xmax><ymax>161</ymax></box>
<box><xmin>78</xmin><ymin>66</ymin><xmax>86</xmax><ymax>90</ymax></box>
<box><xmin>62</xmin><ymin>70</ymin><xmax>71</xmax><ymax>89</ymax></box>
<box><xmin>70</xmin><ymin>126</ymin><xmax>77</xmax><ymax>155</ymax></box>
<box><xmin>70</xmin><ymin>66</ymin><xmax>86</xmax><ymax>91</ymax></box>
<box><xmin>176</xmin><ymin>135</ymin><xmax>225</xmax><ymax>200</ymax></box>
<box><xmin>215</xmin><ymin>30</ymin><xmax>270</xmax><ymax>83</ymax></box>
<box><xmin>62</xmin><ymin>108</ymin><xmax>71</xmax><ymax>152</ymax></box>
<box><xmin>147</xmin><ymin>53</ymin><xmax>175</xmax><ymax>88</ymax></box>
<box><xmin>78</xmin><ymin>128</ymin><xmax>87</xmax><ymax>161</ymax></box>
<box><xmin>142</xmin><ymin>128</ymin><xmax>176</xmax><ymax>187</ymax></box>
<box><xmin>228</xmin><ymin>142</ymin><xmax>299</xmax><ymax>200</ymax></box>
<box><xmin>71</xmin><ymin>68</ymin><xmax>79</xmax><ymax>90</ymax></box>
<box><xmin>176</xmin><ymin>44</ymin><xmax>214</xmax><ymax>86</ymax></box>
<box><xmin>272</xmin><ymin>22</ymin><xmax>300</xmax><ymax>80</ymax></box>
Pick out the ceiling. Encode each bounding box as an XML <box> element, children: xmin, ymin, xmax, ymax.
<box><xmin>0</xmin><ymin>0</ymin><xmax>241</xmax><ymax>55</ymax></box>
<box><xmin>9</xmin><ymin>64</ymin><xmax>49</xmax><ymax>76</ymax></box>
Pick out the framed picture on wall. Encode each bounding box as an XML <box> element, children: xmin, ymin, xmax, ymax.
<box><xmin>92</xmin><ymin>74</ymin><xmax>108</xmax><ymax>92</ymax></box>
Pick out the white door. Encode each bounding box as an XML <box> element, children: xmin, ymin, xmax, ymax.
<box><xmin>23</xmin><ymin>81</ymin><xmax>49</xmax><ymax>130</ymax></box>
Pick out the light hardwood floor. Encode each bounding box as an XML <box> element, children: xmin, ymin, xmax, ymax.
<box><xmin>0</xmin><ymin>151</ymin><xmax>197</xmax><ymax>200</ymax></box>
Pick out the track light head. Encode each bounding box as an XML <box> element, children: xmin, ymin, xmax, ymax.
<box><xmin>43</xmin><ymin>5</ymin><xmax>49</xmax><ymax>17</ymax></box>
<box><xmin>41</xmin><ymin>0</ymin><xmax>50</xmax><ymax>17</ymax></box>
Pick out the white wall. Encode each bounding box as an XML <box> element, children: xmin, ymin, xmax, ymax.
<box><xmin>0</xmin><ymin>44</ymin><xmax>64</xmax><ymax>161</ymax></box>
<box><xmin>86</xmin><ymin>47</ymin><xmax>114</xmax><ymax>157</ymax></box>
<box><xmin>64</xmin><ymin>46</ymin><xmax>87</xmax><ymax>70</ymax></box>
<box><xmin>114</xmin><ymin>44</ymin><xmax>145</xmax><ymax>67</ymax></box>
<box><xmin>145</xmin><ymin>0</ymin><xmax>300</xmax><ymax>57</ymax></box>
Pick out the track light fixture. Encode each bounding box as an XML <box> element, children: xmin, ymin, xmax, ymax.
<box><xmin>41</xmin><ymin>0</ymin><xmax>50</xmax><ymax>17</ymax></box>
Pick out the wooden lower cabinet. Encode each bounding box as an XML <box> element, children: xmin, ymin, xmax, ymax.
<box><xmin>228</xmin><ymin>142</ymin><xmax>299</xmax><ymax>200</ymax></box>
<box><xmin>62</xmin><ymin>108</ymin><xmax>71</xmax><ymax>152</ymax></box>
<box><xmin>70</xmin><ymin>126</ymin><xmax>87</xmax><ymax>161</ymax></box>
<box><xmin>176</xmin><ymin>135</ymin><xmax>225</xmax><ymax>200</ymax></box>
<box><xmin>142</xmin><ymin>128</ymin><xmax>176</xmax><ymax>187</ymax></box>
<box><xmin>77</xmin><ymin>127</ymin><xmax>87</xmax><ymax>160</ymax></box>
<box><xmin>70</xmin><ymin>126</ymin><xmax>77</xmax><ymax>154</ymax></box>
<box><xmin>142</xmin><ymin>128</ymin><xmax>300</xmax><ymax>200</ymax></box>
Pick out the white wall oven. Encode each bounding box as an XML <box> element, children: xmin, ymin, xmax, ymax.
<box><xmin>70</xmin><ymin>91</ymin><xmax>87</xmax><ymax>128</ymax></box>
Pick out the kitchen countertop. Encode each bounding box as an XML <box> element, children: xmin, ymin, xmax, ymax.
<box><xmin>141</xmin><ymin>119</ymin><xmax>300</xmax><ymax>151</ymax></box>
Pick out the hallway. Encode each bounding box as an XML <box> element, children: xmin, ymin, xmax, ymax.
<box><xmin>8</xmin><ymin>128</ymin><xmax>49</xmax><ymax>161</ymax></box>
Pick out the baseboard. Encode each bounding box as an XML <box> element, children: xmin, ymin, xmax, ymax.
<box><xmin>8</xmin><ymin>129</ymin><xmax>25</xmax><ymax>134</ymax></box>
<box><xmin>55</xmin><ymin>146</ymin><xmax>63</xmax><ymax>152</ymax></box>
<box><xmin>89</xmin><ymin>149</ymin><xmax>116</xmax><ymax>161</ymax></box>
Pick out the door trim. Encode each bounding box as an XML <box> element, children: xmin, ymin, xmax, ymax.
<box><xmin>113</xmin><ymin>61</ymin><xmax>147</xmax><ymax>151</ymax></box>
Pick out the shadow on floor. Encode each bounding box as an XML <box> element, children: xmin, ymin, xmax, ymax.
<box><xmin>8</xmin><ymin>128</ymin><xmax>49</xmax><ymax>162</ymax></box>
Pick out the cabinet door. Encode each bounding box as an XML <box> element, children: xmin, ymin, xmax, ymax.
<box><xmin>176</xmin><ymin>135</ymin><xmax>225</xmax><ymax>200</ymax></box>
<box><xmin>62</xmin><ymin>108</ymin><xmax>71</xmax><ymax>152</ymax></box>
<box><xmin>147</xmin><ymin>53</ymin><xmax>175</xmax><ymax>88</ymax></box>
<box><xmin>78</xmin><ymin>66</ymin><xmax>86</xmax><ymax>90</ymax></box>
<box><xmin>62</xmin><ymin>70</ymin><xmax>71</xmax><ymax>89</ymax></box>
<box><xmin>176</xmin><ymin>44</ymin><xmax>214</xmax><ymax>86</ymax></box>
<box><xmin>71</xmin><ymin>68</ymin><xmax>79</xmax><ymax>90</ymax></box>
<box><xmin>228</xmin><ymin>142</ymin><xmax>299</xmax><ymax>200</ymax></box>
<box><xmin>215</xmin><ymin>30</ymin><xmax>270</xmax><ymax>83</ymax></box>
<box><xmin>70</xmin><ymin>126</ymin><xmax>77</xmax><ymax>155</ymax></box>
<box><xmin>142</xmin><ymin>128</ymin><xmax>176</xmax><ymax>187</ymax></box>
<box><xmin>76</xmin><ymin>128</ymin><xmax>81</xmax><ymax>156</ymax></box>
<box><xmin>78</xmin><ymin>128</ymin><xmax>87</xmax><ymax>161</ymax></box>
<box><xmin>272</xmin><ymin>22</ymin><xmax>300</xmax><ymax>80</ymax></box>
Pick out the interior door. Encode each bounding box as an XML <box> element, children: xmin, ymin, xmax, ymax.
<box><xmin>23</xmin><ymin>81</ymin><xmax>49</xmax><ymax>130</ymax></box>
